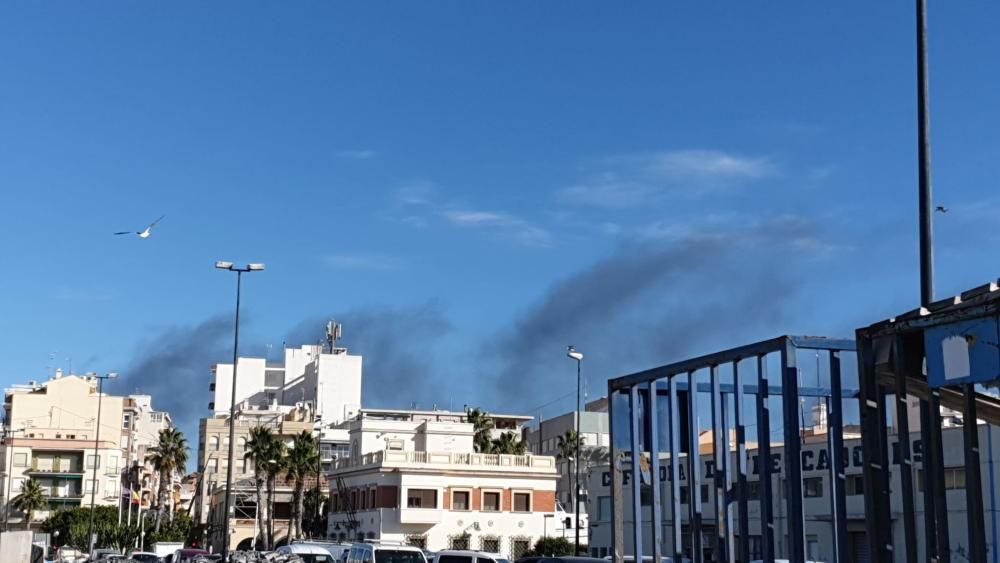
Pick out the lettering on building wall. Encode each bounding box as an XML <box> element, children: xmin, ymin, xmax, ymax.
<box><xmin>600</xmin><ymin>439</ymin><xmax>922</xmax><ymax>486</ymax></box>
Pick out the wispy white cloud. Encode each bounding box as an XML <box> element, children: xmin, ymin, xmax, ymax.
<box><xmin>324</xmin><ymin>254</ymin><xmax>403</xmax><ymax>272</ymax></box>
<box><xmin>337</xmin><ymin>149</ymin><xmax>378</xmax><ymax>160</ymax></box>
<box><xmin>443</xmin><ymin>209</ymin><xmax>553</xmax><ymax>248</ymax></box>
<box><xmin>558</xmin><ymin>149</ymin><xmax>777</xmax><ymax>208</ymax></box>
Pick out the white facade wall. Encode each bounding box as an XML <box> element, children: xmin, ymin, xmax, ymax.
<box><xmin>212</xmin><ymin>357</ymin><xmax>268</xmax><ymax>414</ymax></box>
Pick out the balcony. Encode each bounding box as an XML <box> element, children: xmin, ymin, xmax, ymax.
<box><xmin>28</xmin><ymin>464</ymin><xmax>85</xmax><ymax>476</ymax></box>
<box><xmin>334</xmin><ymin>450</ymin><xmax>557</xmax><ymax>473</ymax></box>
<box><xmin>399</xmin><ymin>508</ymin><xmax>443</xmax><ymax>524</ymax></box>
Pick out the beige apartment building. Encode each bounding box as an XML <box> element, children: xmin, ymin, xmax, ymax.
<box><xmin>194</xmin><ymin>402</ymin><xmax>323</xmax><ymax>551</ymax></box>
<box><xmin>2</xmin><ymin>373</ymin><xmax>126</xmax><ymax>526</ymax></box>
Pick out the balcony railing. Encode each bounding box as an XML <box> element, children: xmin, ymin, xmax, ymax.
<box><xmin>28</xmin><ymin>466</ymin><xmax>85</xmax><ymax>475</ymax></box>
<box><xmin>334</xmin><ymin>450</ymin><xmax>556</xmax><ymax>471</ymax></box>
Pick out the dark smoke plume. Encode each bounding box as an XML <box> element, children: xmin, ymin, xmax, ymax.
<box><xmin>285</xmin><ymin>303</ymin><xmax>452</xmax><ymax>410</ymax></box>
<box><xmin>482</xmin><ymin>218</ymin><xmax>820</xmax><ymax>413</ymax></box>
<box><xmin>109</xmin><ymin>315</ymin><xmax>234</xmax><ymax>444</ymax></box>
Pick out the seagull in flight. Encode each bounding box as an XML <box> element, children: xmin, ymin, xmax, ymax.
<box><xmin>935</xmin><ymin>206</ymin><xmax>948</xmax><ymax>213</ymax></box>
<box><xmin>114</xmin><ymin>215</ymin><xmax>165</xmax><ymax>238</ymax></box>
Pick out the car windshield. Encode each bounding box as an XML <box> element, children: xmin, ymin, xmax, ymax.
<box><xmin>375</xmin><ymin>550</ymin><xmax>426</xmax><ymax>563</ymax></box>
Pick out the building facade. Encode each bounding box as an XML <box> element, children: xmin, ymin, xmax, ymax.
<box><xmin>586</xmin><ymin>423</ymin><xmax>1000</xmax><ymax>563</ymax></box>
<box><xmin>328</xmin><ymin>408</ymin><xmax>563</xmax><ymax>559</ymax></box>
<box><xmin>2</xmin><ymin>373</ymin><xmax>127</xmax><ymax>526</ymax></box>
<box><xmin>210</xmin><ymin>344</ymin><xmax>362</xmax><ymax>426</ymax></box>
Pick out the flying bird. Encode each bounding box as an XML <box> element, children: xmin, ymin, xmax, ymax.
<box><xmin>935</xmin><ymin>206</ymin><xmax>948</xmax><ymax>213</ymax></box>
<box><xmin>114</xmin><ymin>215</ymin><xmax>165</xmax><ymax>238</ymax></box>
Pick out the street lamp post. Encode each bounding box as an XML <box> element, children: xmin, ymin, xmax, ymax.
<box><xmin>3</xmin><ymin>426</ymin><xmax>26</xmax><ymax>532</ymax></box>
<box><xmin>88</xmin><ymin>372</ymin><xmax>118</xmax><ymax>553</ymax></box>
<box><xmin>566</xmin><ymin>346</ymin><xmax>584</xmax><ymax>556</ymax></box>
<box><xmin>216</xmin><ymin>261</ymin><xmax>264</xmax><ymax>560</ymax></box>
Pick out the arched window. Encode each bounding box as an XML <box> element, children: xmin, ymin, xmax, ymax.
<box><xmin>209</xmin><ymin>436</ymin><xmax>219</xmax><ymax>451</ymax></box>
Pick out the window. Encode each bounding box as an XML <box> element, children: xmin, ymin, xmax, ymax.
<box><xmin>511</xmin><ymin>538</ymin><xmax>532</xmax><ymax>560</ymax></box>
<box><xmin>106</xmin><ymin>479</ymin><xmax>117</xmax><ymax>497</ymax></box>
<box><xmin>804</xmin><ymin>477</ymin><xmax>823</xmax><ymax>498</ymax></box>
<box><xmin>598</xmin><ymin>496</ymin><xmax>611</xmax><ymax>521</ymax></box>
<box><xmin>210</xmin><ymin>436</ymin><xmax>219</xmax><ymax>451</ymax></box>
<box><xmin>482</xmin><ymin>491</ymin><xmax>501</xmax><ymax>512</ymax></box>
<box><xmin>448</xmin><ymin>536</ymin><xmax>471</xmax><ymax>550</ymax></box>
<box><xmin>86</xmin><ymin>480</ymin><xmax>97</xmax><ymax>494</ymax></box>
<box><xmin>513</xmin><ymin>492</ymin><xmax>531</xmax><ymax>512</ymax></box>
<box><xmin>150</xmin><ymin>412</ymin><xmax>164</xmax><ymax>424</ymax></box>
<box><xmin>452</xmin><ymin>490</ymin><xmax>470</xmax><ymax>511</ymax></box>
<box><xmin>121</xmin><ymin>435</ymin><xmax>130</xmax><ymax>449</ymax></box>
<box><xmin>374</xmin><ymin>551</ymin><xmax>425</xmax><ymax>563</ymax></box>
<box><xmin>846</xmin><ymin>475</ymin><xmax>864</xmax><ymax>496</ymax></box>
<box><xmin>407</xmin><ymin>488</ymin><xmax>437</xmax><ymax>508</ymax></box>
<box><xmin>807</xmin><ymin>535</ymin><xmax>820</xmax><ymax>560</ymax></box>
<box><xmin>122</xmin><ymin>414</ymin><xmax>132</xmax><ymax>429</ymax></box>
<box><xmin>701</xmin><ymin>484</ymin><xmax>710</xmax><ymax>500</ymax></box>
<box><xmin>406</xmin><ymin>536</ymin><xmax>428</xmax><ymax>549</ymax></box>
<box><xmin>481</xmin><ymin>537</ymin><xmax>500</xmax><ymax>553</ymax></box>
<box><xmin>208</xmin><ymin>459</ymin><xmax>218</xmax><ymax>472</ymax></box>
<box><xmin>369</xmin><ymin>489</ymin><xmax>376</xmax><ymax>509</ymax></box>
<box><xmin>387</xmin><ymin>439</ymin><xmax>404</xmax><ymax>451</ymax></box>
<box><xmin>86</xmin><ymin>455</ymin><xmax>100</xmax><ymax>469</ymax></box>
<box><xmin>947</xmin><ymin>467</ymin><xmax>966</xmax><ymax>490</ymax></box>
<box><xmin>238</xmin><ymin>437</ymin><xmax>247</xmax><ymax>449</ymax></box>
<box><xmin>13</xmin><ymin>453</ymin><xmax>27</xmax><ymax>467</ymax></box>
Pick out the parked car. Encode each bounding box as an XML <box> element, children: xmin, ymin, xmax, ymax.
<box><xmin>171</xmin><ymin>549</ymin><xmax>210</xmax><ymax>563</ymax></box>
<box><xmin>434</xmin><ymin>550</ymin><xmax>502</xmax><ymax>563</ymax></box>
<box><xmin>346</xmin><ymin>542</ymin><xmax>428</xmax><ymax>563</ymax></box>
<box><xmin>277</xmin><ymin>543</ymin><xmax>343</xmax><ymax>563</ymax></box>
<box><xmin>128</xmin><ymin>553</ymin><xmax>164</xmax><ymax>563</ymax></box>
<box><xmin>88</xmin><ymin>548</ymin><xmax>123</xmax><ymax>561</ymax></box>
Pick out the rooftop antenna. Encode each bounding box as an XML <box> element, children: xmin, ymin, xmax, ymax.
<box><xmin>326</xmin><ymin>320</ymin><xmax>343</xmax><ymax>353</ymax></box>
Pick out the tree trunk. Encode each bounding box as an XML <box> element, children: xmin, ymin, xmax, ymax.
<box><xmin>266</xmin><ymin>474</ymin><xmax>276</xmax><ymax>549</ymax></box>
<box><xmin>255</xmin><ymin>474</ymin><xmax>266</xmax><ymax>549</ymax></box>
<box><xmin>24</xmin><ymin>509</ymin><xmax>31</xmax><ymax>531</ymax></box>
<box><xmin>294</xmin><ymin>481</ymin><xmax>304</xmax><ymax>540</ymax></box>
<box><xmin>155</xmin><ymin>468</ymin><xmax>169</xmax><ymax>532</ymax></box>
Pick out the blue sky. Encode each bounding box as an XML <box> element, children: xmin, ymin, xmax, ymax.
<box><xmin>2</xmin><ymin>2</ymin><xmax>1000</xmax><ymax>440</ymax></box>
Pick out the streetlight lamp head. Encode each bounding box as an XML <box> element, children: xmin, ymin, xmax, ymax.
<box><xmin>107</xmin><ymin>372</ymin><xmax>119</xmax><ymax>379</ymax></box>
<box><xmin>215</xmin><ymin>261</ymin><xmax>234</xmax><ymax>270</ymax></box>
<box><xmin>247</xmin><ymin>263</ymin><xmax>265</xmax><ymax>271</ymax></box>
<box><xmin>567</xmin><ymin>346</ymin><xmax>584</xmax><ymax>361</ymax></box>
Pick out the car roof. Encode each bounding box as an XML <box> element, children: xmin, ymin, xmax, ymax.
<box><xmin>354</xmin><ymin>544</ymin><xmax>425</xmax><ymax>551</ymax></box>
<box><xmin>281</xmin><ymin>544</ymin><xmax>339</xmax><ymax>554</ymax></box>
<box><xmin>436</xmin><ymin>551</ymin><xmax>488</xmax><ymax>556</ymax></box>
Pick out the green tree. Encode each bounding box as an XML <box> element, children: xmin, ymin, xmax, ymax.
<box><xmin>466</xmin><ymin>408</ymin><xmax>495</xmax><ymax>453</ymax></box>
<box><xmin>12</xmin><ymin>478</ymin><xmax>48</xmax><ymax>530</ymax></box>
<box><xmin>286</xmin><ymin>431</ymin><xmax>320</xmax><ymax>540</ymax></box>
<box><xmin>43</xmin><ymin>506</ymin><xmax>119</xmax><ymax>548</ymax></box>
<box><xmin>302</xmin><ymin>488</ymin><xmax>328</xmax><ymax>539</ymax></box>
<box><xmin>529</xmin><ymin>536</ymin><xmax>574</xmax><ymax>557</ymax></box>
<box><xmin>146</xmin><ymin>428</ymin><xmax>189</xmax><ymax>532</ymax></box>
<box><xmin>491</xmin><ymin>431</ymin><xmax>528</xmax><ymax>455</ymax></box>
<box><xmin>244</xmin><ymin>425</ymin><xmax>275</xmax><ymax>548</ymax></box>
<box><xmin>145</xmin><ymin>510</ymin><xmax>192</xmax><ymax>545</ymax></box>
<box><xmin>556</xmin><ymin>429</ymin><xmax>581</xmax><ymax>462</ymax></box>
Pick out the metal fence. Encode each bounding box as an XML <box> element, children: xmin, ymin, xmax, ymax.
<box><xmin>607</xmin><ymin>335</ymin><xmax>857</xmax><ymax>563</ymax></box>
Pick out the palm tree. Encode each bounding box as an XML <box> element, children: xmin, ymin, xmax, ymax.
<box><xmin>556</xmin><ymin>429</ymin><xmax>580</xmax><ymax>463</ymax></box>
<box><xmin>285</xmin><ymin>431</ymin><xmax>320</xmax><ymax>539</ymax></box>
<box><xmin>491</xmin><ymin>432</ymin><xmax>528</xmax><ymax>455</ymax></box>
<box><xmin>12</xmin><ymin>478</ymin><xmax>47</xmax><ymax>530</ymax></box>
<box><xmin>466</xmin><ymin>408</ymin><xmax>494</xmax><ymax>453</ymax></box>
<box><xmin>145</xmin><ymin>427</ymin><xmax>189</xmax><ymax>532</ymax></box>
<box><xmin>265</xmin><ymin>437</ymin><xmax>287</xmax><ymax>549</ymax></box>
<box><xmin>244</xmin><ymin>425</ymin><xmax>274</xmax><ymax>549</ymax></box>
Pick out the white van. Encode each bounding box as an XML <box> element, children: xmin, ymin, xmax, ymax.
<box><xmin>277</xmin><ymin>543</ymin><xmax>341</xmax><ymax>563</ymax></box>
<box><xmin>345</xmin><ymin>542</ymin><xmax>428</xmax><ymax>563</ymax></box>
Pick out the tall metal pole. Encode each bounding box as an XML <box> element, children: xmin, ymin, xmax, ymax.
<box><xmin>917</xmin><ymin>0</ymin><xmax>933</xmax><ymax>304</ymax></box>
<box><xmin>574</xmin><ymin>357</ymin><xmax>581</xmax><ymax>556</ymax></box>
<box><xmin>88</xmin><ymin>376</ymin><xmax>106</xmax><ymax>552</ymax></box>
<box><xmin>221</xmin><ymin>269</ymin><xmax>243</xmax><ymax>560</ymax></box>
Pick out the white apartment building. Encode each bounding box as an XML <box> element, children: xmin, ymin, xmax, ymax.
<box><xmin>328</xmin><ymin>408</ymin><xmax>564</xmax><ymax>559</ymax></box>
<box><xmin>121</xmin><ymin>394</ymin><xmax>174</xmax><ymax>515</ymax></box>
<box><xmin>586</xmin><ymin>422</ymin><xmax>1000</xmax><ymax>563</ymax></box>
<box><xmin>1</xmin><ymin>373</ymin><xmax>127</xmax><ymax>526</ymax></box>
<box><xmin>210</xmin><ymin>344</ymin><xmax>362</xmax><ymax>426</ymax></box>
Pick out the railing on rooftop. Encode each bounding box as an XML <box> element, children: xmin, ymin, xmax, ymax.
<box><xmin>333</xmin><ymin>450</ymin><xmax>555</xmax><ymax>471</ymax></box>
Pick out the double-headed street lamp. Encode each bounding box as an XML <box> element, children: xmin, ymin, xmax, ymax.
<box><xmin>88</xmin><ymin>371</ymin><xmax>118</xmax><ymax>552</ymax></box>
<box><xmin>216</xmin><ymin>261</ymin><xmax>264</xmax><ymax>559</ymax></box>
<box><xmin>566</xmin><ymin>345</ymin><xmax>584</xmax><ymax>556</ymax></box>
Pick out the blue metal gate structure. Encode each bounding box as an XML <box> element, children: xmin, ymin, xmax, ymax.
<box><xmin>607</xmin><ymin>335</ymin><xmax>857</xmax><ymax>563</ymax></box>
<box><xmin>856</xmin><ymin>281</ymin><xmax>1000</xmax><ymax>563</ymax></box>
